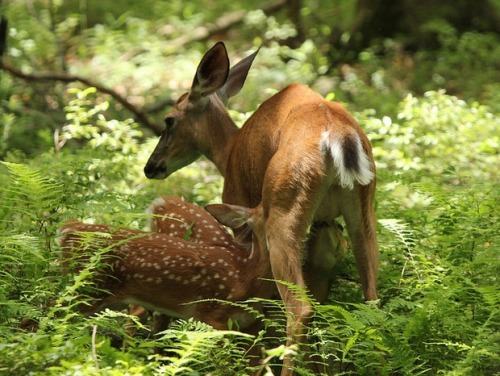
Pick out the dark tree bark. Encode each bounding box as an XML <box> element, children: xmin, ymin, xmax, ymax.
<box><xmin>328</xmin><ymin>0</ymin><xmax>500</xmax><ymax>65</ymax></box>
<box><xmin>283</xmin><ymin>0</ymin><xmax>305</xmax><ymax>48</ymax></box>
<box><xmin>0</xmin><ymin>17</ymin><xmax>7</xmax><ymax>57</ymax></box>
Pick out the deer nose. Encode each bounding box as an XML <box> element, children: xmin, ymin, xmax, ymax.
<box><xmin>144</xmin><ymin>163</ymin><xmax>155</xmax><ymax>179</ymax></box>
<box><xmin>144</xmin><ymin>163</ymin><xmax>165</xmax><ymax>179</ymax></box>
<box><xmin>144</xmin><ymin>160</ymin><xmax>169</xmax><ymax>179</ymax></box>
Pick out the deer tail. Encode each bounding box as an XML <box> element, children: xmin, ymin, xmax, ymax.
<box><xmin>320</xmin><ymin>131</ymin><xmax>374</xmax><ymax>189</ymax></box>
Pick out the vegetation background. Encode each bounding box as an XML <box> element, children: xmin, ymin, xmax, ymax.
<box><xmin>0</xmin><ymin>0</ymin><xmax>498</xmax><ymax>375</ymax></box>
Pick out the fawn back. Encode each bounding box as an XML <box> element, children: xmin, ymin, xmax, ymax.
<box><xmin>59</xmin><ymin>203</ymin><xmax>272</xmax><ymax>330</ymax></box>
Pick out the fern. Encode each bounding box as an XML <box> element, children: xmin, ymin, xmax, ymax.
<box><xmin>1</xmin><ymin>161</ymin><xmax>64</xmax><ymax>232</ymax></box>
<box><xmin>379</xmin><ymin>218</ymin><xmax>416</xmax><ymax>253</ymax></box>
<box><xmin>155</xmin><ymin>319</ymin><xmax>252</xmax><ymax>375</ymax></box>
<box><xmin>0</xmin><ymin>233</ymin><xmax>44</xmax><ymax>284</ymax></box>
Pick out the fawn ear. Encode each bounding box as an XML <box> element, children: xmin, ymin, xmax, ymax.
<box><xmin>205</xmin><ymin>203</ymin><xmax>251</xmax><ymax>230</ymax></box>
<box><xmin>190</xmin><ymin>42</ymin><xmax>230</xmax><ymax>101</ymax></box>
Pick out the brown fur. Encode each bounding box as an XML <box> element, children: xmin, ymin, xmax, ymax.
<box><xmin>144</xmin><ymin>42</ymin><xmax>378</xmax><ymax>375</ymax></box>
<box><xmin>59</xmin><ymin>203</ymin><xmax>272</xmax><ymax>332</ymax></box>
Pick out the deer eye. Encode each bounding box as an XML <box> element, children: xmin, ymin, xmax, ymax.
<box><xmin>336</xmin><ymin>223</ymin><xmax>344</xmax><ymax>232</ymax></box>
<box><xmin>164</xmin><ymin>117</ymin><xmax>176</xmax><ymax>135</ymax></box>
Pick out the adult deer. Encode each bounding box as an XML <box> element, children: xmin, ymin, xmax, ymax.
<box><xmin>143</xmin><ymin>42</ymin><xmax>378</xmax><ymax>374</ymax></box>
<box><xmin>59</xmin><ymin>202</ymin><xmax>271</xmax><ymax>335</ymax></box>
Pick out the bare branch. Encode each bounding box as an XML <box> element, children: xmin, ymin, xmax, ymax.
<box><xmin>91</xmin><ymin>324</ymin><xmax>100</xmax><ymax>371</ymax></box>
<box><xmin>0</xmin><ymin>60</ymin><xmax>164</xmax><ymax>135</ymax></box>
<box><xmin>168</xmin><ymin>0</ymin><xmax>287</xmax><ymax>48</ymax></box>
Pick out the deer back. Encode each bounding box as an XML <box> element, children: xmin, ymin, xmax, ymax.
<box><xmin>147</xmin><ymin>195</ymin><xmax>235</xmax><ymax>246</ymax></box>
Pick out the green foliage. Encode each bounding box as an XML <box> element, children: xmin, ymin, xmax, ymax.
<box><xmin>415</xmin><ymin>21</ymin><xmax>500</xmax><ymax>109</ymax></box>
<box><xmin>0</xmin><ymin>1</ymin><xmax>499</xmax><ymax>374</ymax></box>
<box><xmin>0</xmin><ymin>90</ymin><xmax>498</xmax><ymax>375</ymax></box>
<box><xmin>0</xmin><ymin>161</ymin><xmax>64</xmax><ymax>327</ymax></box>
<box><xmin>153</xmin><ymin>319</ymin><xmax>253</xmax><ymax>375</ymax></box>
<box><xmin>361</xmin><ymin>90</ymin><xmax>499</xmax><ymax>182</ymax></box>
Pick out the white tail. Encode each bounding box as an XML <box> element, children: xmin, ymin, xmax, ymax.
<box><xmin>59</xmin><ymin>202</ymin><xmax>273</xmax><ymax>333</ymax></box>
<box><xmin>319</xmin><ymin>131</ymin><xmax>375</xmax><ymax>189</ymax></box>
<box><xmin>143</xmin><ymin>42</ymin><xmax>378</xmax><ymax>375</ymax></box>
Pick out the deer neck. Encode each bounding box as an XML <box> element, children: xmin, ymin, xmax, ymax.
<box><xmin>199</xmin><ymin>97</ymin><xmax>239</xmax><ymax>177</ymax></box>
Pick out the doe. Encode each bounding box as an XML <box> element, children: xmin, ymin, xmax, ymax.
<box><xmin>143</xmin><ymin>42</ymin><xmax>378</xmax><ymax>375</ymax></box>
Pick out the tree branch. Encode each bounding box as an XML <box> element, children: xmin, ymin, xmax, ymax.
<box><xmin>168</xmin><ymin>0</ymin><xmax>288</xmax><ymax>48</ymax></box>
<box><xmin>0</xmin><ymin>1</ymin><xmax>291</xmax><ymax>135</ymax></box>
<box><xmin>0</xmin><ymin>60</ymin><xmax>164</xmax><ymax>135</ymax></box>
<box><xmin>0</xmin><ymin>16</ymin><xmax>7</xmax><ymax>57</ymax></box>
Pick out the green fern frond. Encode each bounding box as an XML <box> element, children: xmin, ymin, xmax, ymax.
<box><xmin>156</xmin><ymin>318</ymin><xmax>252</xmax><ymax>375</ymax></box>
<box><xmin>379</xmin><ymin>218</ymin><xmax>416</xmax><ymax>251</ymax></box>
<box><xmin>477</xmin><ymin>285</ymin><xmax>500</xmax><ymax>308</ymax></box>
<box><xmin>1</xmin><ymin>162</ymin><xmax>64</xmax><ymax>225</ymax></box>
<box><xmin>0</xmin><ymin>234</ymin><xmax>43</xmax><ymax>264</ymax></box>
<box><xmin>0</xmin><ymin>234</ymin><xmax>44</xmax><ymax>281</ymax></box>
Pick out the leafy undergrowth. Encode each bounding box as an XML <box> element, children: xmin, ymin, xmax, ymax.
<box><xmin>0</xmin><ymin>89</ymin><xmax>498</xmax><ymax>375</ymax></box>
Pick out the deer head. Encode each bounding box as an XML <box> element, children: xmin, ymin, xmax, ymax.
<box><xmin>144</xmin><ymin>42</ymin><xmax>259</xmax><ymax>179</ymax></box>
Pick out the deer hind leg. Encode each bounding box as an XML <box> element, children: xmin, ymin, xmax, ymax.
<box><xmin>340</xmin><ymin>183</ymin><xmax>378</xmax><ymax>302</ymax></box>
<box><xmin>265</xmin><ymin>205</ymin><xmax>314</xmax><ymax>376</ymax></box>
<box><xmin>298</xmin><ymin>222</ymin><xmax>347</xmax><ymax>373</ymax></box>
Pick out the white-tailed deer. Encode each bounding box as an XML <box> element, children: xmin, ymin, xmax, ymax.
<box><xmin>59</xmin><ymin>203</ymin><xmax>272</xmax><ymax>334</ymax></box>
<box><xmin>130</xmin><ymin>195</ymin><xmax>244</xmax><ymax>338</ymax></box>
<box><xmin>147</xmin><ymin>195</ymin><xmax>235</xmax><ymax>246</ymax></box>
<box><xmin>143</xmin><ymin>42</ymin><xmax>378</xmax><ymax>374</ymax></box>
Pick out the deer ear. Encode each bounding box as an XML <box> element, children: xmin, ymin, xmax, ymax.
<box><xmin>190</xmin><ymin>42</ymin><xmax>230</xmax><ymax>101</ymax></box>
<box><xmin>205</xmin><ymin>203</ymin><xmax>251</xmax><ymax>230</ymax></box>
<box><xmin>219</xmin><ymin>46</ymin><xmax>260</xmax><ymax>103</ymax></box>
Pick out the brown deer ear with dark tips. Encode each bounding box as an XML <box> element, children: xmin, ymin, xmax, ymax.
<box><xmin>190</xmin><ymin>41</ymin><xmax>230</xmax><ymax>101</ymax></box>
<box><xmin>219</xmin><ymin>45</ymin><xmax>260</xmax><ymax>104</ymax></box>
